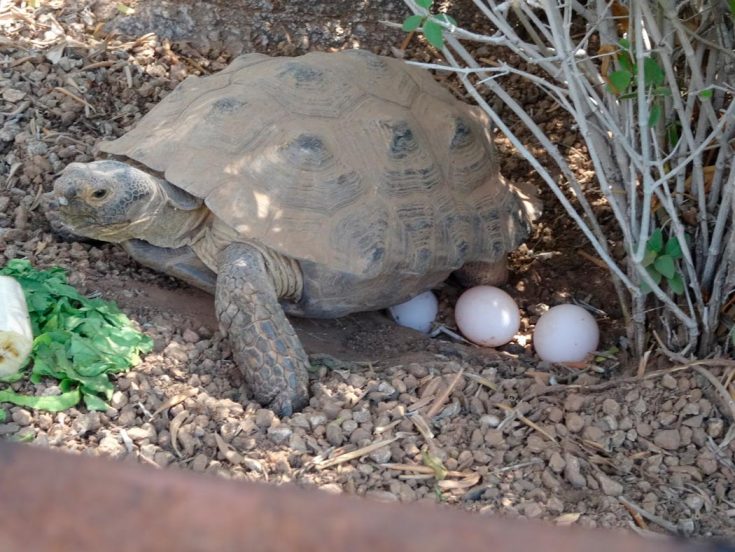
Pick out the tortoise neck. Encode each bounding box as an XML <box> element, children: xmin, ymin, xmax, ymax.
<box><xmin>138</xmin><ymin>186</ymin><xmax>211</xmax><ymax>248</ymax></box>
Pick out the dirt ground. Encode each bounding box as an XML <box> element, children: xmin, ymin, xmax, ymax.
<box><xmin>1</xmin><ymin>0</ymin><xmax>734</xmax><ymax>540</ymax></box>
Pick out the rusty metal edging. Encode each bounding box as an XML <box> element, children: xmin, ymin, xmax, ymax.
<box><xmin>0</xmin><ymin>441</ymin><xmax>727</xmax><ymax>552</ymax></box>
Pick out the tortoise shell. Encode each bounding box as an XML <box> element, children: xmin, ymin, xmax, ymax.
<box><xmin>100</xmin><ymin>49</ymin><xmax>529</xmax><ymax>277</ymax></box>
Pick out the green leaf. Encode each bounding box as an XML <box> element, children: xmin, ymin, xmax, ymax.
<box><xmin>0</xmin><ymin>388</ymin><xmax>81</xmax><ymax>412</ymax></box>
<box><xmin>642</xmin><ymin>247</ymin><xmax>658</xmax><ymax>268</ymax></box>
<box><xmin>699</xmin><ymin>88</ymin><xmax>713</xmax><ymax>100</ymax></box>
<box><xmin>647</xmin><ymin>228</ymin><xmax>664</xmax><ymax>253</ymax></box>
<box><xmin>608</xmin><ymin>70</ymin><xmax>632</xmax><ymax>94</ymax></box>
<box><xmin>0</xmin><ymin>409</ymin><xmax>6</xmax><ymax>422</ymax></box>
<box><xmin>643</xmin><ymin>56</ymin><xmax>665</xmax><ymax>87</ymax></box>
<box><xmin>653</xmin><ymin>87</ymin><xmax>672</xmax><ymax>97</ymax></box>
<box><xmin>665</xmin><ymin>237</ymin><xmax>682</xmax><ymax>259</ymax></box>
<box><xmin>618</xmin><ymin>54</ymin><xmax>633</xmax><ymax>73</ymax></box>
<box><xmin>667</xmin><ymin>122</ymin><xmax>681</xmax><ymax>148</ymax></box>
<box><xmin>83</xmin><ymin>393</ymin><xmax>109</xmax><ymax>412</ymax></box>
<box><xmin>416</xmin><ymin>0</ymin><xmax>433</xmax><ymax>8</ymax></box>
<box><xmin>648</xmin><ymin>103</ymin><xmax>662</xmax><ymax>127</ymax></box>
<box><xmin>654</xmin><ymin>255</ymin><xmax>676</xmax><ymax>279</ymax></box>
<box><xmin>730</xmin><ymin>0</ymin><xmax>735</xmax><ymax>16</ymax></box>
<box><xmin>640</xmin><ymin>266</ymin><xmax>662</xmax><ymax>294</ymax></box>
<box><xmin>668</xmin><ymin>272</ymin><xmax>685</xmax><ymax>295</ymax></box>
<box><xmin>618</xmin><ymin>38</ymin><xmax>631</xmax><ymax>49</ymax></box>
<box><xmin>402</xmin><ymin>14</ymin><xmax>424</xmax><ymax>32</ymax></box>
<box><xmin>423</xmin><ymin>19</ymin><xmax>445</xmax><ymax>49</ymax></box>
<box><xmin>0</xmin><ymin>260</ymin><xmax>152</xmax><ymax>412</ymax></box>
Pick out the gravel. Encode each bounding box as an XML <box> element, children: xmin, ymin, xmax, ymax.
<box><xmin>1</xmin><ymin>0</ymin><xmax>734</xmax><ymax>539</ymax></box>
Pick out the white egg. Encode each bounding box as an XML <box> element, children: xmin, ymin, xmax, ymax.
<box><xmin>389</xmin><ymin>291</ymin><xmax>438</xmax><ymax>334</ymax></box>
<box><xmin>454</xmin><ymin>286</ymin><xmax>520</xmax><ymax>347</ymax></box>
<box><xmin>533</xmin><ymin>304</ymin><xmax>599</xmax><ymax>363</ymax></box>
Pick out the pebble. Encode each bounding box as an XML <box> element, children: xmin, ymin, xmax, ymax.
<box><xmin>365</xmin><ymin>490</ymin><xmax>399</xmax><ymax>503</ymax></box>
<box><xmin>653</xmin><ymin>429</ymin><xmax>681</xmax><ymax>450</ymax></box>
<box><xmin>325</xmin><ymin>422</ymin><xmax>344</xmax><ymax>446</ymax></box>
<box><xmin>548</xmin><ymin>451</ymin><xmax>566</xmax><ymax>473</ymax></box>
<box><xmin>11</xmin><ymin>409</ymin><xmax>33</xmax><ymax>426</ymax></box>
<box><xmin>182</xmin><ymin>328</ymin><xmax>200</xmax><ymax>343</ymax></box>
<box><xmin>564</xmin><ymin>394</ymin><xmax>585</xmax><ymax>412</ymax></box>
<box><xmin>98</xmin><ymin>435</ymin><xmax>126</xmax><ymax>459</ymax></box>
<box><xmin>255</xmin><ymin>409</ymin><xmax>276</xmax><ymax>429</ymax></box>
<box><xmin>563</xmin><ymin>454</ymin><xmax>586</xmax><ymax>488</ymax></box>
<box><xmin>601</xmin><ymin>399</ymin><xmax>620</xmax><ymax>417</ymax></box>
<box><xmin>596</xmin><ymin>473</ymin><xmax>623</xmax><ymax>496</ymax></box>
<box><xmin>267</xmin><ymin>425</ymin><xmax>292</xmax><ymax>444</ymax></box>
<box><xmin>661</xmin><ymin>374</ymin><xmax>677</xmax><ymax>389</ymax></box>
<box><xmin>565</xmin><ymin>413</ymin><xmax>585</xmax><ymax>433</ymax></box>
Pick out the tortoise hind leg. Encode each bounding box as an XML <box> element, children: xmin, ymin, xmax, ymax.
<box><xmin>454</xmin><ymin>259</ymin><xmax>509</xmax><ymax>287</ymax></box>
<box><xmin>215</xmin><ymin>243</ymin><xmax>309</xmax><ymax>416</ymax></box>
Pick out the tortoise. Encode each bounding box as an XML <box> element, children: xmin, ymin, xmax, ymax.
<box><xmin>45</xmin><ymin>49</ymin><xmax>532</xmax><ymax>416</ymax></box>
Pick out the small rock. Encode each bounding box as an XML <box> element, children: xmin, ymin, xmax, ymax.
<box><xmin>98</xmin><ymin>435</ymin><xmax>126</xmax><ymax>459</ymax></box>
<box><xmin>325</xmin><ymin>422</ymin><xmax>344</xmax><ymax>446</ymax></box>
<box><xmin>564</xmin><ymin>454</ymin><xmax>586</xmax><ymax>488</ymax></box>
<box><xmin>601</xmin><ymin>399</ymin><xmax>620</xmax><ymax>417</ymax></box>
<box><xmin>365</xmin><ymin>490</ymin><xmax>398</xmax><ymax>503</ymax></box>
<box><xmin>548</xmin><ymin>451</ymin><xmax>566</xmax><ymax>473</ymax></box>
<box><xmin>267</xmin><ymin>425</ymin><xmax>292</xmax><ymax>444</ymax></box>
<box><xmin>350</xmin><ymin>427</ymin><xmax>371</xmax><ymax>444</ymax></box>
<box><xmin>684</xmin><ymin>494</ymin><xmax>704</xmax><ymax>513</ymax></box>
<box><xmin>3</xmin><ymin>88</ymin><xmax>26</xmax><ymax>102</ymax></box>
<box><xmin>522</xmin><ymin>501</ymin><xmax>543</xmax><ymax>518</ymax></box>
<box><xmin>565</xmin><ymin>413</ymin><xmax>585</xmax><ymax>433</ymax></box>
<box><xmin>547</xmin><ymin>407</ymin><xmax>564</xmax><ymax>423</ymax></box>
<box><xmin>110</xmin><ymin>391</ymin><xmax>127</xmax><ymax>409</ymax></box>
<box><xmin>192</xmin><ymin>453</ymin><xmax>209</xmax><ymax>472</ymax></box>
<box><xmin>696</xmin><ymin>453</ymin><xmax>718</xmax><ymax>475</ymax></box>
<box><xmin>683</xmin><ymin>415</ymin><xmax>703</xmax><ymax>428</ymax></box>
<box><xmin>126</xmin><ymin>424</ymin><xmax>157</xmax><ymax>442</ymax></box>
<box><xmin>368</xmin><ymin>445</ymin><xmax>392</xmax><ymax>464</ymax></box>
<box><xmin>653</xmin><ymin>429</ymin><xmax>681</xmax><ymax>450</ymax></box>
<box><xmin>255</xmin><ymin>409</ymin><xmax>276</xmax><ymax>429</ymax></box>
<box><xmin>661</xmin><ymin>374</ymin><xmax>677</xmax><ymax>389</ymax></box>
<box><xmin>307</xmin><ymin>412</ymin><xmax>328</xmax><ymax>429</ymax></box>
<box><xmin>596</xmin><ymin>473</ymin><xmax>623</xmax><ymax>496</ymax></box>
<box><xmin>288</xmin><ymin>433</ymin><xmax>308</xmax><ymax>453</ymax></box>
<box><xmin>319</xmin><ymin>483</ymin><xmax>343</xmax><ymax>495</ymax></box>
<box><xmin>564</xmin><ymin>394</ymin><xmax>585</xmax><ymax>412</ymax></box>
<box><xmin>72</xmin><ymin>413</ymin><xmax>100</xmax><ymax>436</ymax></box>
<box><xmin>707</xmin><ymin>418</ymin><xmax>724</xmax><ymax>438</ymax></box>
<box><xmin>11</xmin><ymin>409</ymin><xmax>33</xmax><ymax>426</ymax></box>
<box><xmin>182</xmin><ymin>328</ymin><xmax>200</xmax><ymax>343</ymax></box>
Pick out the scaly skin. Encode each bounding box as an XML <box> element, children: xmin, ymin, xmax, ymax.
<box><xmin>215</xmin><ymin>243</ymin><xmax>309</xmax><ymax>416</ymax></box>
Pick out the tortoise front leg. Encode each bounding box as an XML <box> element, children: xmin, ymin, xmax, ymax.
<box><xmin>122</xmin><ymin>239</ymin><xmax>217</xmax><ymax>294</ymax></box>
<box><xmin>215</xmin><ymin>243</ymin><xmax>310</xmax><ymax>416</ymax></box>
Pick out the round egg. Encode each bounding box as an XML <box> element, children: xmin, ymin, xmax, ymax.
<box><xmin>454</xmin><ymin>286</ymin><xmax>521</xmax><ymax>347</ymax></box>
<box><xmin>389</xmin><ymin>291</ymin><xmax>438</xmax><ymax>334</ymax></box>
<box><xmin>533</xmin><ymin>304</ymin><xmax>599</xmax><ymax>363</ymax></box>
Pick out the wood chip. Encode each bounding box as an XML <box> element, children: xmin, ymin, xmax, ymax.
<box><xmin>148</xmin><ymin>390</ymin><xmax>196</xmax><ymax>420</ymax></box>
<box><xmin>314</xmin><ymin>436</ymin><xmax>400</xmax><ymax>470</ymax></box>
<box><xmin>169</xmin><ymin>410</ymin><xmax>190</xmax><ymax>458</ymax></box>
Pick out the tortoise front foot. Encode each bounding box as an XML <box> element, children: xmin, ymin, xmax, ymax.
<box><xmin>215</xmin><ymin>244</ymin><xmax>309</xmax><ymax>417</ymax></box>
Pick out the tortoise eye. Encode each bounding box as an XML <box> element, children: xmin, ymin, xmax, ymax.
<box><xmin>92</xmin><ymin>189</ymin><xmax>108</xmax><ymax>199</ymax></box>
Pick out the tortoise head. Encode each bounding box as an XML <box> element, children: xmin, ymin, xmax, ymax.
<box><xmin>45</xmin><ymin>160</ymin><xmax>166</xmax><ymax>243</ymax></box>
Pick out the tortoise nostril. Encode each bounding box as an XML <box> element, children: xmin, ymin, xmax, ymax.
<box><xmin>64</xmin><ymin>186</ymin><xmax>78</xmax><ymax>200</ymax></box>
